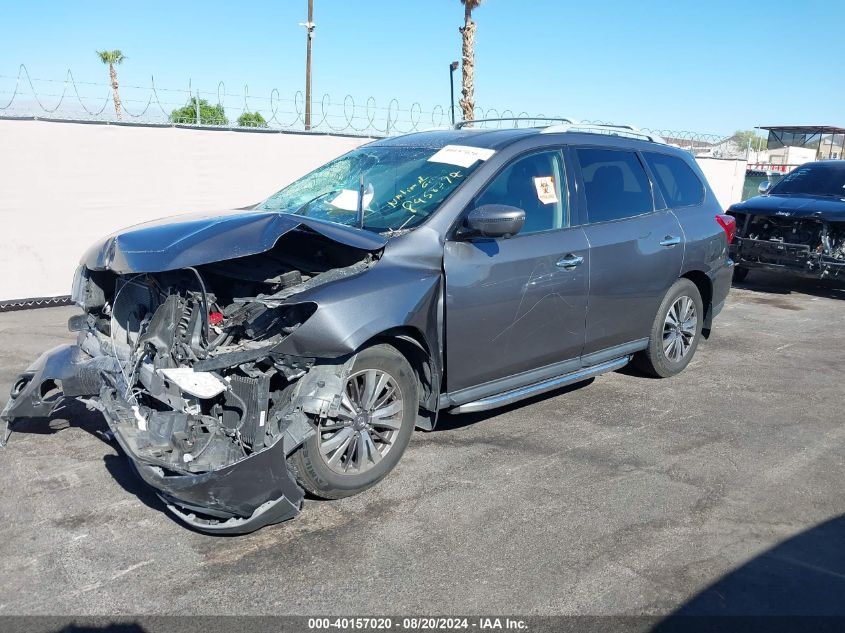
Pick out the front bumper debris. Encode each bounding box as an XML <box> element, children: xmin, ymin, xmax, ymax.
<box><xmin>731</xmin><ymin>238</ymin><xmax>845</xmax><ymax>279</ymax></box>
<box><xmin>1</xmin><ymin>343</ymin><xmax>312</xmax><ymax>533</ymax></box>
<box><xmin>106</xmin><ymin>404</ymin><xmax>304</xmax><ymax>534</ymax></box>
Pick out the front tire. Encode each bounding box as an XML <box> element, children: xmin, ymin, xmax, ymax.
<box><xmin>288</xmin><ymin>343</ymin><xmax>417</xmax><ymax>500</ymax></box>
<box><xmin>634</xmin><ymin>278</ymin><xmax>704</xmax><ymax>378</ymax></box>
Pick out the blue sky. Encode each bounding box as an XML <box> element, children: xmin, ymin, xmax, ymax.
<box><xmin>2</xmin><ymin>0</ymin><xmax>842</xmax><ymax>136</ymax></box>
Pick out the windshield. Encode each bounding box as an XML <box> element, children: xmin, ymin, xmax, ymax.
<box><xmin>257</xmin><ymin>145</ymin><xmax>486</xmax><ymax>232</ymax></box>
<box><xmin>769</xmin><ymin>163</ymin><xmax>845</xmax><ymax>198</ymax></box>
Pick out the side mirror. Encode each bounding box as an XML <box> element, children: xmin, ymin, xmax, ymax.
<box><xmin>463</xmin><ymin>204</ymin><xmax>525</xmax><ymax>239</ymax></box>
<box><xmin>758</xmin><ymin>180</ymin><xmax>772</xmax><ymax>194</ymax></box>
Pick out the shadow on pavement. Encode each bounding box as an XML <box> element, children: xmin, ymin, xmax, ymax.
<box><xmin>653</xmin><ymin>514</ymin><xmax>845</xmax><ymax>631</ymax></box>
<box><xmin>54</xmin><ymin>625</ymin><xmax>147</xmax><ymax>633</ymax></box>
<box><xmin>102</xmin><ymin>453</ymin><xmax>169</xmax><ymax>515</ymax></box>
<box><xmin>4</xmin><ymin>397</ymin><xmax>173</xmax><ymax>521</ymax></box>
<box><xmin>734</xmin><ymin>270</ymin><xmax>845</xmax><ymax>301</ymax></box>
<box><xmin>4</xmin><ymin>398</ymin><xmax>110</xmax><ymax>444</ymax></box>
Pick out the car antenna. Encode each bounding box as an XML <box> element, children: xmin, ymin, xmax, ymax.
<box><xmin>356</xmin><ymin>174</ymin><xmax>365</xmax><ymax>229</ymax></box>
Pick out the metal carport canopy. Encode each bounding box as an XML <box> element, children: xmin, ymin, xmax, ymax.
<box><xmin>757</xmin><ymin>125</ymin><xmax>845</xmax><ymax>135</ymax></box>
<box><xmin>757</xmin><ymin>125</ymin><xmax>845</xmax><ymax>158</ymax></box>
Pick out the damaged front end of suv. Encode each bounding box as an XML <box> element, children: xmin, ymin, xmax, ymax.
<box><xmin>1</xmin><ymin>208</ymin><xmax>442</xmax><ymax>534</ymax></box>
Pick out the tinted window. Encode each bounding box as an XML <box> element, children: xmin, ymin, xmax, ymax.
<box><xmin>644</xmin><ymin>152</ymin><xmax>704</xmax><ymax>208</ymax></box>
<box><xmin>577</xmin><ymin>148</ymin><xmax>653</xmax><ymax>223</ymax></box>
<box><xmin>476</xmin><ymin>150</ymin><xmax>568</xmax><ymax>234</ymax></box>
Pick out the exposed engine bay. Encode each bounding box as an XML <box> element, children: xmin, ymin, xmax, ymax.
<box><xmin>731</xmin><ymin>212</ymin><xmax>845</xmax><ymax>278</ymax></box>
<box><xmin>2</xmin><ymin>227</ymin><xmax>380</xmax><ymax>533</ymax></box>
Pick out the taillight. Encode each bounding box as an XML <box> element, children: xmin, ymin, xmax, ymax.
<box><xmin>716</xmin><ymin>214</ymin><xmax>736</xmax><ymax>244</ymax></box>
<box><xmin>208</xmin><ymin>311</ymin><xmax>224</xmax><ymax>326</ymax></box>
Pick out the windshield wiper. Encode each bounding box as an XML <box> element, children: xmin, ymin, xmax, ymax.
<box><xmin>356</xmin><ymin>176</ymin><xmax>374</xmax><ymax>229</ymax></box>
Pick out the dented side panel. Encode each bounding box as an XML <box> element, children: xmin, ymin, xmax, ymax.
<box><xmin>273</xmin><ymin>264</ymin><xmax>443</xmax><ymax>358</ymax></box>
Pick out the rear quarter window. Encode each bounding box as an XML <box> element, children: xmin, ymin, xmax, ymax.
<box><xmin>643</xmin><ymin>152</ymin><xmax>704</xmax><ymax>208</ymax></box>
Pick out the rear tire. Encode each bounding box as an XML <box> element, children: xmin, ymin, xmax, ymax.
<box><xmin>733</xmin><ymin>266</ymin><xmax>750</xmax><ymax>283</ymax></box>
<box><xmin>634</xmin><ymin>278</ymin><xmax>703</xmax><ymax>378</ymax></box>
<box><xmin>288</xmin><ymin>343</ymin><xmax>417</xmax><ymax>500</ymax></box>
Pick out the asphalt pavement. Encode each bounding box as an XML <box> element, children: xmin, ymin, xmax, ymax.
<box><xmin>1</xmin><ymin>271</ymin><xmax>843</xmax><ymax>617</ymax></box>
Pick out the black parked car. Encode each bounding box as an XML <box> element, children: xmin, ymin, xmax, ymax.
<box><xmin>2</xmin><ymin>121</ymin><xmax>734</xmax><ymax>533</ymax></box>
<box><xmin>729</xmin><ymin>160</ymin><xmax>845</xmax><ymax>281</ymax></box>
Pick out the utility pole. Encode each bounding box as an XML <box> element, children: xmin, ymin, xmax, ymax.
<box><xmin>300</xmin><ymin>0</ymin><xmax>315</xmax><ymax>131</ymax></box>
<box><xmin>449</xmin><ymin>61</ymin><xmax>459</xmax><ymax>125</ymax></box>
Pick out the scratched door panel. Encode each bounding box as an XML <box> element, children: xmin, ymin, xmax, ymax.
<box><xmin>443</xmin><ymin>227</ymin><xmax>590</xmax><ymax>392</ymax></box>
<box><xmin>581</xmin><ymin>210</ymin><xmax>684</xmax><ymax>354</ymax></box>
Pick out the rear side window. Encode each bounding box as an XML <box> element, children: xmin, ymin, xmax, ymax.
<box><xmin>643</xmin><ymin>152</ymin><xmax>704</xmax><ymax>208</ymax></box>
<box><xmin>576</xmin><ymin>148</ymin><xmax>654</xmax><ymax>223</ymax></box>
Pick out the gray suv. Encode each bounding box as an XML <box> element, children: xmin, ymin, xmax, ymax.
<box><xmin>2</xmin><ymin>121</ymin><xmax>734</xmax><ymax>533</ymax></box>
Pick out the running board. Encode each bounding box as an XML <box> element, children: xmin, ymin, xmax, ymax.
<box><xmin>449</xmin><ymin>356</ymin><xmax>630</xmax><ymax>414</ymax></box>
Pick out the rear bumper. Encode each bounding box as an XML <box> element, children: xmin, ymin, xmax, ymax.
<box><xmin>731</xmin><ymin>238</ymin><xmax>845</xmax><ymax>279</ymax></box>
<box><xmin>709</xmin><ymin>258</ymin><xmax>734</xmax><ymax>323</ymax></box>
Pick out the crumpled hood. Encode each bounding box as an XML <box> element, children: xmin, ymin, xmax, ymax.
<box><xmin>730</xmin><ymin>194</ymin><xmax>845</xmax><ymax>222</ymax></box>
<box><xmin>81</xmin><ymin>209</ymin><xmax>387</xmax><ymax>273</ymax></box>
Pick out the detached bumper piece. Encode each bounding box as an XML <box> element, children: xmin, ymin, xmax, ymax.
<box><xmin>1</xmin><ymin>344</ymin><xmax>114</xmax><ymax>446</ymax></box>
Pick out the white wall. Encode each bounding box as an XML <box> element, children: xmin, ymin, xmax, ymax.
<box><xmin>0</xmin><ymin>119</ymin><xmax>371</xmax><ymax>301</ymax></box>
<box><xmin>695</xmin><ymin>157</ymin><xmax>747</xmax><ymax>210</ymax></box>
<box><xmin>1</xmin><ymin>120</ymin><xmax>750</xmax><ymax>301</ymax></box>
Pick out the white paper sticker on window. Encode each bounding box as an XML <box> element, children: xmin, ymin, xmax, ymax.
<box><xmin>428</xmin><ymin>145</ymin><xmax>495</xmax><ymax>168</ymax></box>
<box><xmin>533</xmin><ymin>176</ymin><xmax>558</xmax><ymax>205</ymax></box>
<box><xmin>329</xmin><ymin>188</ymin><xmax>374</xmax><ymax>211</ymax></box>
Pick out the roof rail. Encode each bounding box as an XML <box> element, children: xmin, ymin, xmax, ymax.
<box><xmin>541</xmin><ymin>122</ymin><xmax>666</xmax><ymax>144</ymax></box>
<box><xmin>451</xmin><ymin>117</ymin><xmax>666</xmax><ymax>144</ymax></box>
<box><xmin>454</xmin><ymin>117</ymin><xmax>575</xmax><ymax>129</ymax></box>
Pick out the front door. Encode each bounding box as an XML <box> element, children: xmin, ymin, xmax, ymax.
<box><xmin>444</xmin><ymin>149</ymin><xmax>589</xmax><ymax>392</ymax></box>
<box><xmin>574</xmin><ymin>147</ymin><xmax>685</xmax><ymax>356</ymax></box>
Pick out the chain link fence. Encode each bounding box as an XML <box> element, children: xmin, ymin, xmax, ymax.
<box><xmin>1</xmin><ymin>64</ymin><xmax>750</xmax><ymax>153</ymax></box>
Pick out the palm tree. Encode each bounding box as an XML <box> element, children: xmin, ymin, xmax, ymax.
<box><xmin>459</xmin><ymin>0</ymin><xmax>482</xmax><ymax>123</ymax></box>
<box><xmin>96</xmin><ymin>50</ymin><xmax>126</xmax><ymax>120</ymax></box>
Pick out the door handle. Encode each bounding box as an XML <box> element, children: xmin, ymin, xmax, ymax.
<box><xmin>556</xmin><ymin>254</ymin><xmax>584</xmax><ymax>269</ymax></box>
<box><xmin>659</xmin><ymin>235</ymin><xmax>681</xmax><ymax>247</ymax></box>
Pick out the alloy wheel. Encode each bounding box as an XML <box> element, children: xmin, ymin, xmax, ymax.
<box><xmin>663</xmin><ymin>295</ymin><xmax>697</xmax><ymax>362</ymax></box>
<box><xmin>317</xmin><ymin>368</ymin><xmax>404</xmax><ymax>475</ymax></box>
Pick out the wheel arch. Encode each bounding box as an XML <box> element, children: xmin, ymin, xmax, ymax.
<box><xmin>680</xmin><ymin>270</ymin><xmax>713</xmax><ymax>338</ymax></box>
<box><xmin>365</xmin><ymin>326</ymin><xmax>441</xmax><ymax>431</ymax></box>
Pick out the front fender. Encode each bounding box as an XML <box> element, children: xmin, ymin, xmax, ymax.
<box><xmin>275</xmin><ymin>264</ymin><xmax>443</xmax><ymax>360</ymax></box>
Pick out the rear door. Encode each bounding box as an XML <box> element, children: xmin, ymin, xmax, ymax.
<box><xmin>574</xmin><ymin>147</ymin><xmax>684</xmax><ymax>359</ymax></box>
<box><xmin>443</xmin><ymin>148</ymin><xmax>589</xmax><ymax>392</ymax></box>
